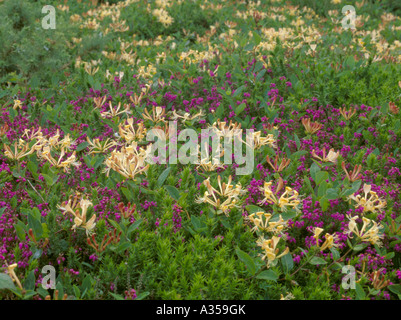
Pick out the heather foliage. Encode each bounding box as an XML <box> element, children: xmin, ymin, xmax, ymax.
<box><xmin>1</xmin><ymin>0</ymin><xmax>401</xmax><ymax>300</ymax></box>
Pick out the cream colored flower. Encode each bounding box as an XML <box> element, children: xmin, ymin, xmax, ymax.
<box><xmin>58</xmin><ymin>198</ymin><xmax>96</xmax><ymax>236</ymax></box>
<box><xmin>142</xmin><ymin>106</ymin><xmax>166</xmax><ymax>123</ymax></box>
<box><xmin>3</xmin><ymin>141</ymin><xmax>36</xmax><ymax>161</ymax></box>
<box><xmin>313</xmin><ymin>227</ymin><xmax>339</xmax><ymax>250</ymax></box>
<box><xmin>196</xmin><ymin>175</ymin><xmax>246</xmax><ymax>216</ymax></box>
<box><xmin>257</xmin><ymin>236</ymin><xmax>289</xmax><ymax>268</ymax></box>
<box><xmin>87</xmin><ymin>137</ymin><xmax>118</xmax><ymax>154</ymax></box>
<box><xmin>101</xmin><ymin>102</ymin><xmax>131</xmax><ymax>118</ymax></box>
<box><xmin>345</xmin><ymin>215</ymin><xmax>384</xmax><ymax>247</ymax></box>
<box><xmin>118</xmin><ymin>118</ymin><xmax>147</xmax><ymax>143</ymax></box>
<box><xmin>258</xmin><ymin>181</ymin><xmax>301</xmax><ymax>212</ymax></box>
<box><xmin>38</xmin><ymin>146</ymin><xmax>80</xmax><ymax>172</ymax></box>
<box><xmin>13</xmin><ymin>100</ymin><xmax>23</xmax><ymax>110</ymax></box>
<box><xmin>6</xmin><ymin>263</ymin><xmax>23</xmax><ymax>290</ymax></box>
<box><xmin>103</xmin><ymin>142</ymin><xmax>151</xmax><ymax>180</ymax></box>
<box><xmin>348</xmin><ymin>184</ymin><xmax>387</xmax><ymax>214</ymax></box>
<box><xmin>246</xmin><ymin>212</ymin><xmax>288</xmax><ymax>234</ymax></box>
<box><xmin>311</xmin><ymin>147</ymin><xmax>339</xmax><ymax>163</ymax></box>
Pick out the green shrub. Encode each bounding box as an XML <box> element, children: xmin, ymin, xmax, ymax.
<box><xmin>0</xmin><ymin>0</ymin><xmax>71</xmax><ymax>86</ymax></box>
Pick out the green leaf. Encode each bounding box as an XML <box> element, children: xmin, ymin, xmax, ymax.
<box><xmin>318</xmin><ymin>181</ymin><xmax>328</xmax><ymax>198</ymax></box>
<box><xmin>281</xmin><ymin>253</ymin><xmax>294</xmax><ymax>274</ymax></box>
<box><xmin>236</xmin><ymin>248</ymin><xmax>257</xmax><ymax>275</ymax></box>
<box><xmin>191</xmin><ymin>216</ymin><xmax>206</xmax><ymax>232</ymax></box>
<box><xmin>319</xmin><ymin>197</ymin><xmax>330</xmax><ymax>212</ymax></box>
<box><xmin>109</xmin><ymin>292</ymin><xmax>125</xmax><ymax>300</ymax></box>
<box><xmin>14</xmin><ymin>222</ymin><xmax>26</xmax><ymax>242</ymax></box>
<box><xmin>28</xmin><ymin>213</ymin><xmax>43</xmax><ymax>239</ymax></box>
<box><xmin>245</xmin><ymin>205</ymin><xmax>264</xmax><ymax>214</ymax></box>
<box><xmin>24</xmin><ymin>270</ymin><xmax>36</xmax><ymax>291</ymax></box>
<box><xmin>0</xmin><ymin>207</ymin><xmax>6</xmax><ymax>218</ymax></box>
<box><xmin>157</xmin><ymin>167</ymin><xmax>171</xmax><ymax>188</ymax></box>
<box><xmin>42</xmin><ymin>174</ymin><xmax>54</xmax><ymax>187</ymax></box>
<box><xmin>355</xmin><ymin>283</ymin><xmax>366</xmax><ymax>300</ymax></box>
<box><xmin>164</xmin><ymin>185</ymin><xmax>180</xmax><ymax>200</ymax></box>
<box><xmin>330</xmin><ymin>247</ymin><xmax>340</xmax><ymax>260</ymax></box>
<box><xmin>353</xmin><ymin>243</ymin><xmax>368</xmax><ymax>252</ymax></box>
<box><xmin>253</xmin><ymin>31</ymin><xmax>261</xmax><ymax>46</ymax></box>
<box><xmin>235</xmin><ymin>103</ymin><xmax>246</xmax><ymax>116</ymax></box>
<box><xmin>256</xmin><ymin>270</ymin><xmax>278</xmax><ymax>282</ymax></box>
<box><xmin>388</xmin><ymin>284</ymin><xmax>401</xmax><ymax>296</ymax></box>
<box><xmin>135</xmin><ymin>291</ymin><xmax>150</xmax><ymax>300</ymax></box>
<box><xmin>342</xmin><ymin>180</ymin><xmax>362</xmax><ymax>197</ymax></box>
<box><xmin>76</xmin><ymin>142</ymin><xmax>89</xmax><ymax>152</ymax></box>
<box><xmin>73</xmin><ymin>285</ymin><xmax>81</xmax><ymax>299</ymax></box>
<box><xmin>0</xmin><ymin>273</ymin><xmax>16</xmax><ymax>290</ymax></box>
<box><xmin>315</xmin><ymin>171</ymin><xmax>329</xmax><ymax>185</ymax></box>
<box><xmin>309</xmin><ymin>257</ymin><xmax>327</xmax><ymax>265</ymax></box>
<box><xmin>108</xmin><ymin>219</ymin><xmax>123</xmax><ymax>234</ymax></box>
<box><xmin>233</xmin><ymin>85</ymin><xmax>245</xmax><ymax>98</ymax></box>
<box><xmin>127</xmin><ymin>219</ymin><xmax>143</xmax><ymax>236</ymax></box>
<box><xmin>326</xmin><ymin>188</ymin><xmax>338</xmax><ymax>200</ymax></box>
<box><xmin>310</xmin><ymin>162</ymin><xmax>320</xmax><ymax>182</ymax></box>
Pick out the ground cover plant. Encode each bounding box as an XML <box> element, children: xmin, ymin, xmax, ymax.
<box><xmin>1</xmin><ymin>0</ymin><xmax>401</xmax><ymax>300</ymax></box>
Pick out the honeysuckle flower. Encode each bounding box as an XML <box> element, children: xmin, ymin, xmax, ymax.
<box><xmin>369</xmin><ymin>269</ymin><xmax>390</xmax><ymax>291</ymax></box>
<box><xmin>256</xmin><ymin>236</ymin><xmax>289</xmax><ymax>268</ymax></box>
<box><xmin>22</xmin><ymin>127</ymin><xmax>44</xmax><ymax>142</ymax></box>
<box><xmin>57</xmin><ymin>193</ymin><xmax>82</xmax><ymax>214</ymax></box>
<box><xmin>313</xmin><ymin>227</ymin><xmax>339</xmax><ymax>250</ymax></box>
<box><xmin>118</xmin><ymin>118</ymin><xmax>147</xmax><ymax>143</ymax></box>
<box><xmin>0</xmin><ymin>123</ymin><xmax>9</xmax><ymax>136</ymax></box>
<box><xmin>196</xmin><ymin>175</ymin><xmax>246</xmax><ymax>216</ymax></box>
<box><xmin>348</xmin><ymin>184</ymin><xmax>387</xmax><ymax>214</ymax></box>
<box><xmin>84</xmin><ymin>63</ymin><xmax>99</xmax><ymax>75</ymax></box>
<box><xmin>47</xmin><ymin>129</ymin><xmax>61</xmax><ymax>147</ymax></box>
<box><xmin>246</xmin><ymin>212</ymin><xmax>288</xmax><ymax>234</ymax></box>
<box><xmin>130</xmin><ymin>91</ymin><xmax>145</xmax><ymax>106</ymax></box>
<box><xmin>6</xmin><ymin>263</ymin><xmax>23</xmax><ymax>290</ymax></box>
<box><xmin>247</xmin><ymin>131</ymin><xmax>277</xmax><ymax>149</ymax></box>
<box><xmin>58</xmin><ymin>198</ymin><xmax>96</xmax><ymax>236</ymax></box>
<box><xmin>103</xmin><ymin>142</ymin><xmax>151</xmax><ymax>180</ymax></box>
<box><xmin>3</xmin><ymin>141</ymin><xmax>37</xmax><ymax>161</ymax></box>
<box><xmin>87</xmin><ymin>137</ymin><xmax>118</xmax><ymax>154</ymax></box>
<box><xmin>58</xmin><ymin>134</ymin><xmax>77</xmax><ymax>150</ymax></box>
<box><xmin>301</xmin><ymin>118</ymin><xmax>323</xmax><ymax>134</ymax></box>
<box><xmin>152</xmin><ymin>8</ymin><xmax>174</xmax><ymax>27</ymax></box>
<box><xmin>341</xmin><ymin>161</ymin><xmax>363</xmax><ymax>182</ymax></box>
<box><xmin>93</xmin><ymin>96</ymin><xmax>107</xmax><ymax>109</ymax></box>
<box><xmin>142</xmin><ymin>106</ymin><xmax>166</xmax><ymax>123</ymax></box>
<box><xmin>258</xmin><ymin>179</ymin><xmax>301</xmax><ymax>212</ymax></box>
<box><xmin>196</xmin><ymin>143</ymin><xmax>225</xmax><ymax>172</ymax></box>
<box><xmin>345</xmin><ymin>215</ymin><xmax>384</xmax><ymax>247</ymax></box>
<box><xmin>101</xmin><ymin>102</ymin><xmax>131</xmax><ymax>118</ymax></box>
<box><xmin>258</xmin><ymin>181</ymin><xmax>279</xmax><ymax>206</ymax></box>
<box><xmin>313</xmin><ymin>227</ymin><xmax>324</xmax><ymax>246</ymax></box>
<box><xmin>266</xmin><ymin>154</ymin><xmax>291</xmax><ymax>172</ymax></box>
<box><xmin>170</xmin><ymin>110</ymin><xmax>204</xmax><ymax>123</ymax></box>
<box><xmin>211</xmin><ymin>119</ymin><xmax>242</xmax><ymax>138</ymax></box>
<box><xmin>280</xmin><ymin>293</ymin><xmax>295</xmax><ymax>300</ymax></box>
<box><xmin>13</xmin><ymin>99</ymin><xmax>23</xmax><ymax>110</ymax></box>
<box><xmin>38</xmin><ymin>146</ymin><xmax>80</xmax><ymax>172</ymax></box>
<box><xmin>311</xmin><ymin>147</ymin><xmax>339</xmax><ymax>163</ymax></box>
<box><xmin>339</xmin><ymin>107</ymin><xmax>356</xmax><ymax>120</ymax></box>
<box><xmin>277</xmin><ymin>187</ymin><xmax>301</xmax><ymax>212</ymax></box>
